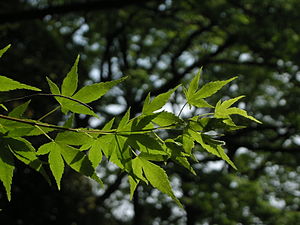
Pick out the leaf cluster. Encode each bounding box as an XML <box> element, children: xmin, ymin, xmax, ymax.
<box><xmin>0</xmin><ymin>45</ymin><xmax>260</xmax><ymax>206</ymax></box>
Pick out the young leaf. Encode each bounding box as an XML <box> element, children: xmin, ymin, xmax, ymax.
<box><xmin>72</xmin><ymin>77</ymin><xmax>127</xmax><ymax>103</ymax></box>
<box><xmin>142</xmin><ymin>85</ymin><xmax>180</xmax><ymax>115</ymax></box>
<box><xmin>61</xmin><ymin>55</ymin><xmax>80</xmax><ymax>96</ymax></box>
<box><xmin>48</xmin><ymin>142</ymin><xmax>64</xmax><ymax>189</ymax></box>
<box><xmin>0</xmin><ymin>145</ymin><xmax>14</xmax><ymax>201</ymax></box>
<box><xmin>139</xmin><ymin>157</ymin><xmax>183</xmax><ymax>208</ymax></box>
<box><xmin>0</xmin><ymin>75</ymin><xmax>41</xmax><ymax>92</ymax></box>
<box><xmin>0</xmin><ymin>44</ymin><xmax>11</xmax><ymax>58</ymax></box>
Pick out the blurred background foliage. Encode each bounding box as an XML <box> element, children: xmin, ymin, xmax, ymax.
<box><xmin>0</xmin><ymin>0</ymin><xmax>299</xmax><ymax>224</ymax></box>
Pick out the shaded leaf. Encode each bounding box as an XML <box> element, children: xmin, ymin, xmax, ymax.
<box><xmin>8</xmin><ymin>100</ymin><xmax>31</xmax><ymax>118</ymax></box>
<box><xmin>5</xmin><ymin>137</ymin><xmax>51</xmax><ymax>182</ymax></box>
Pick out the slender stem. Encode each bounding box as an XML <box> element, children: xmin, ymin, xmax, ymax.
<box><xmin>178</xmin><ymin>102</ymin><xmax>188</xmax><ymax>117</ymax></box>
<box><xmin>35</xmin><ymin>125</ymin><xmax>54</xmax><ymax>141</ymax></box>
<box><xmin>38</xmin><ymin>105</ymin><xmax>61</xmax><ymax>121</ymax></box>
<box><xmin>2</xmin><ymin>93</ymin><xmax>93</xmax><ymax>110</ymax></box>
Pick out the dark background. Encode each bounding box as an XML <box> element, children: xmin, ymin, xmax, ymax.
<box><xmin>0</xmin><ymin>0</ymin><xmax>299</xmax><ymax>224</ymax></box>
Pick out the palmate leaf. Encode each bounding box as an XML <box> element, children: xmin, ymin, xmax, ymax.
<box><xmin>0</xmin><ymin>144</ymin><xmax>14</xmax><ymax>201</ymax></box>
<box><xmin>185</xmin><ymin>69</ymin><xmax>237</xmax><ymax>109</ymax></box>
<box><xmin>142</xmin><ymin>85</ymin><xmax>180</xmax><ymax>115</ymax></box>
<box><xmin>0</xmin><ymin>75</ymin><xmax>41</xmax><ymax>92</ymax></box>
<box><xmin>72</xmin><ymin>77</ymin><xmax>127</xmax><ymax>103</ymax></box>
<box><xmin>215</xmin><ymin>96</ymin><xmax>262</xmax><ymax>124</ymax></box>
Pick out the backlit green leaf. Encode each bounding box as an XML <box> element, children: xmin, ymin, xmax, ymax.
<box><xmin>46</xmin><ymin>77</ymin><xmax>60</xmax><ymax>95</ymax></box>
<box><xmin>88</xmin><ymin>139</ymin><xmax>103</xmax><ymax>169</ymax></box>
<box><xmin>193</xmin><ymin>77</ymin><xmax>237</xmax><ymax>99</ymax></box>
<box><xmin>61</xmin><ymin>55</ymin><xmax>79</xmax><ymax>96</ymax></box>
<box><xmin>215</xmin><ymin>96</ymin><xmax>261</xmax><ymax>124</ymax></box>
<box><xmin>48</xmin><ymin>142</ymin><xmax>64</xmax><ymax>189</ymax></box>
<box><xmin>0</xmin><ymin>75</ymin><xmax>41</xmax><ymax>92</ymax></box>
<box><xmin>142</xmin><ymin>85</ymin><xmax>180</xmax><ymax>114</ymax></box>
<box><xmin>186</xmin><ymin>68</ymin><xmax>202</xmax><ymax>100</ymax></box>
<box><xmin>56</xmin><ymin>131</ymin><xmax>93</xmax><ymax>146</ymax></box>
<box><xmin>152</xmin><ymin>111</ymin><xmax>183</xmax><ymax>126</ymax></box>
<box><xmin>0</xmin><ymin>44</ymin><xmax>11</xmax><ymax>58</ymax></box>
<box><xmin>59</xmin><ymin>143</ymin><xmax>102</xmax><ymax>185</ymax></box>
<box><xmin>72</xmin><ymin>77</ymin><xmax>127</xmax><ymax>103</ymax></box>
<box><xmin>139</xmin><ymin>157</ymin><xmax>182</xmax><ymax>208</ymax></box>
